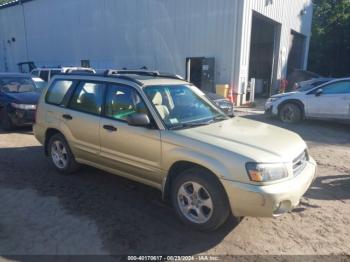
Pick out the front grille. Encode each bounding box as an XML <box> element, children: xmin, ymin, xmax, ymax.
<box><xmin>293</xmin><ymin>150</ymin><xmax>309</xmax><ymax>176</ymax></box>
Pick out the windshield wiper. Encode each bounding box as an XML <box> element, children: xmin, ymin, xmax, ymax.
<box><xmin>169</xmin><ymin>121</ymin><xmax>213</xmax><ymax>130</ymax></box>
<box><xmin>213</xmin><ymin>115</ymin><xmax>229</xmax><ymax>121</ymax></box>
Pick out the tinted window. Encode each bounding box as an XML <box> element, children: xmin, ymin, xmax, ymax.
<box><xmin>50</xmin><ymin>70</ymin><xmax>61</xmax><ymax>78</ymax></box>
<box><xmin>0</xmin><ymin>77</ymin><xmax>37</xmax><ymax>93</ymax></box>
<box><xmin>46</xmin><ymin>80</ymin><xmax>74</xmax><ymax>105</ymax></box>
<box><xmin>31</xmin><ymin>70</ymin><xmax>40</xmax><ymax>77</ymax></box>
<box><xmin>105</xmin><ymin>84</ymin><xmax>148</xmax><ymax>121</ymax></box>
<box><xmin>40</xmin><ymin>70</ymin><xmax>49</xmax><ymax>81</ymax></box>
<box><xmin>322</xmin><ymin>81</ymin><xmax>350</xmax><ymax>95</ymax></box>
<box><xmin>69</xmin><ymin>82</ymin><xmax>104</xmax><ymax>115</ymax></box>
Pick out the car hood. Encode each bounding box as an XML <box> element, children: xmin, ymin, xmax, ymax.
<box><xmin>5</xmin><ymin>92</ymin><xmax>41</xmax><ymax>104</ymax></box>
<box><xmin>271</xmin><ymin>92</ymin><xmax>300</xmax><ymax>99</ymax></box>
<box><xmin>176</xmin><ymin>117</ymin><xmax>306</xmax><ymax>163</ymax></box>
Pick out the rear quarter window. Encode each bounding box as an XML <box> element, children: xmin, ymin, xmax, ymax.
<box><xmin>39</xmin><ymin>70</ymin><xmax>49</xmax><ymax>82</ymax></box>
<box><xmin>31</xmin><ymin>70</ymin><xmax>40</xmax><ymax>77</ymax></box>
<box><xmin>46</xmin><ymin>80</ymin><xmax>75</xmax><ymax>105</ymax></box>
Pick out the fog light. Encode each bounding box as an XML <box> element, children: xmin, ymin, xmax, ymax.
<box><xmin>273</xmin><ymin>200</ymin><xmax>292</xmax><ymax>216</ymax></box>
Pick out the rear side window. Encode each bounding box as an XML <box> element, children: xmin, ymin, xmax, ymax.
<box><xmin>31</xmin><ymin>70</ymin><xmax>40</xmax><ymax>77</ymax></box>
<box><xmin>50</xmin><ymin>70</ymin><xmax>61</xmax><ymax>78</ymax></box>
<box><xmin>46</xmin><ymin>80</ymin><xmax>74</xmax><ymax>105</ymax></box>
<box><xmin>69</xmin><ymin>81</ymin><xmax>105</xmax><ymax>115</ymax></box>
<box><xmin>40</xmin><ymin>70</ymin><xmax>49</xmax><ymax>82</ymax></box>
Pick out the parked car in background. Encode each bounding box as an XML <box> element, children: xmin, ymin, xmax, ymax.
<box><xmin>34</xmin><ymin>70</ymin><xmax>316</xmax><ymax>231</ymax></box>
<box><xmin>293</xmin><ymin>78</ymin><xmax>333</xmax><ymax>92</ymax></box>
<box><xmin>205</xmin><ymin>92</ymin><xmax>234</xmax><ymax>117</ymax></box>
<box><xmin>0</xmin><ymin>73</ymin><xmax>42</xmax><ymax>130</ymax></box>
<box><xmin>265</xmin><ymin>78</ymin><xmax>350</xmax><ymax>123</ymax></box>
<box><xmin>32</xmin><ymin>77</ymin><xmax>47</xmax><ymax>91</ymax></box>
<box><xmin>286</xmin><ymin>70</ymin><xmax>322</xmax><ymax>92</ymax></box>
<box><xmin>31</xmin><ymin>67</ymin><xmax>96</xmax><ymax>82</ymax></box>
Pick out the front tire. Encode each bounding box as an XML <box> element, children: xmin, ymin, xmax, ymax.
<box><xmin>171</xmin><ymin>168</ymin><xmax>230</xmax><ymax>231</ymax></box>
<box><xmin>279</xmin><ymin>103</ymin><xmax>302</xmax><ymax>123</ymax></box>
<box><xmin>48</xmin><ymin>133</ymin><xmax>79</xmax><ymax>174</ymax></box>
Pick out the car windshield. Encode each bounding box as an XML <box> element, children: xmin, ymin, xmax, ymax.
<box><xmin>0</xmin><ymin>77</ymin><xmax>38</xmax><ymax>93</ymax></box>
<box><xmin>32</xmin><ymin>78</ymin><xmax>47</xmax><ymax>91</ymax></box>
<box><xmin>144</xmin><ymin>84</ymin><xmax>228</xmax><ymax>129</ymax></box>
<box><xmin>298</xmin><ymin>80</ymin><xmax>329</xmax><ymax>92</ymax></box>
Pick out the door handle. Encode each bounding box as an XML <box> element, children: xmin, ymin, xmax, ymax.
<box><xmin>103</xmin><ymin>125</ymin><xmax>118</xmax><ymax>132</ymax></box>
<box><xmin>62</xmin><ymin>114</ymin><xmax>73</xmax><ymax>120</ymax></box>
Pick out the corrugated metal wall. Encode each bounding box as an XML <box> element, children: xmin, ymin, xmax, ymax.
<box><xmin>0</xmin><ymin>0</ymin><xmax>242</xmax><ymax>85</ymax></box>
<box><xmin>0</xmin><ymin>0</ymin><xmax>312</xmax><ymax>97</ymax></box>
<box><xmin>237</xmin><ymin>0</ymin><xmax>313</xmax><ymax>100</ymax></box>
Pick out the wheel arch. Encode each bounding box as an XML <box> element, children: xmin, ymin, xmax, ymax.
<box><xmin>278</xmin><ymin>99</ymin><xmax>305</xmax><ymax>118</ymax></box>
<box><xmin>162</xmin><ymin>160</ymin><xmax>229</xmax><ymax>205</ymax></box>
<box><xmin>44</xmin><ymin>128</ymin><xmax>64</xmax><ymax>156</ymax></box>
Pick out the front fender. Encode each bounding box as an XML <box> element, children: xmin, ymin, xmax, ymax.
<box><xmin>161</xmin><ymin>147</ymin><xmax>232</xmax><ymax>189</ymax></box>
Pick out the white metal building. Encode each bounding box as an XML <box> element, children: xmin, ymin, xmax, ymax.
<box><xmin>0</xmin><ymin>0</ymin><xmax>313</xmax><ymax>105</ymax></box>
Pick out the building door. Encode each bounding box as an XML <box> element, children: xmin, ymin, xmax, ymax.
<box><xmin>186</xmin><ymin>57</ymin><xmax>215</xmax><ymax>93</ymax></box>
<box><xmin>287</xmin><ymin>31</ymin><xmax>306</xmax><ymax>75</ymax></box>
<box><xmin>248</xmin><ymin>13</ymin><xmax>280</xmax><ymax>99</ymax></box>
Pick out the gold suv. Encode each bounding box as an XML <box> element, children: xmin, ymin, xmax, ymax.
<box><xmin>34</xmin><ymin>70</ymin><xmax>317</xmax><ymax>231</ymax></box>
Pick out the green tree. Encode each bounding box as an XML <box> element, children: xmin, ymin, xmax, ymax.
<box><xmin>309</xmin><ymin>0</ymin><xmax>350</xmax><ymax>77</ymax></box>
<box><xmin>0</xmin><ymin>0</ymin><xmax>14</xmax><ymax>5</ymax></box>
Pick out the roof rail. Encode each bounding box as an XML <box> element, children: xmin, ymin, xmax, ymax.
<box><xmin>104</xmin><ymin>70</ymin><xmax>160</xmax><ymax>77</ymax></box>
<box><xmin>64</xmin><ymin>70</ymin><xmax>95</xmax><ymax>75</ymax></box>
<box><xmin>104</xmin><ymin>69</ymin><xmax>184</xmax><ymax>80</ymax></box>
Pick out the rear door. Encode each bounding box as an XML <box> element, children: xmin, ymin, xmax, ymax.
<box><xmin>61</xmin><ymin>80</ymin><xmax>105</xmax><ymax>162</ymax></box>
<box><xmin>306</xmin><ymin>80</ymin><xmax>350</xmax><ymax>119</ymax></box>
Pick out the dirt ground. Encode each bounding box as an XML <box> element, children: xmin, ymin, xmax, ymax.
<box><xmin>0</xmin><ymin>113</ymin><xmax>349</xmax><ymax>258</ymax></box>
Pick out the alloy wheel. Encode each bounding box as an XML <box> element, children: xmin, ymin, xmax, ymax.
<box><xmin>177</xmin><ymin>181</ymin><xmax>213</xmax><ymax>224</ymax></box>
<box><xmin>51</xmin><ymin>140</ymin><xmax>68</xmax><ymax>169</ymax></box>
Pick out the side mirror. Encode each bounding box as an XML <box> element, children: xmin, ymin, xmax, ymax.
<box><xmin>315</xmin><ymin>89</ymin><xmax>323</xmax><ymax>97</ymax></box>
<box><xmin>127</xmin><ymin>113</ymin><xmax>151</xmax><ymax>127</ymax></box>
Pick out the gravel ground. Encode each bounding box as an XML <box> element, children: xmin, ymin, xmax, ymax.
<box><xmin>0</xmin><ymin>114</ymin><xmax>349</xmax><ymax>258</ymax></box>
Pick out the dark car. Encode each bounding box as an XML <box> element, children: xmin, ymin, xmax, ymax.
<box><xmin>205</xmin><ymin>92</ymin><xmax>235</xmax><ymax>117</ymax></box>
<box><xmin>0</xmin><ymin>73</ymin><xmax>41</xmax><ymax>130</ymax></box>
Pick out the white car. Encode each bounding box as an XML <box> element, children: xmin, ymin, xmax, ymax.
<box><xmin>265</xmin><ymin>78</ymin><xmax>350</xmax><ymax>123</ymax></box>
<box><xmin>31</xmin><ymin>67</ymin><xmax>96</xmax><ymax>82</ymax></box>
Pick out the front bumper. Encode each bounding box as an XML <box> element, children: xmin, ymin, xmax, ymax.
<box><xmin>222</xmin><ymin>158</ymin><xmax>317</xmax><ymax>217</ymax></box>
<box><xmin>264</xmin><ymin>102</ymin><xmax>277</xmax><ymax>116</ymax></box>
<box><xmin>8</xmin><ymin>109</ymin><xmax>35</xmax><ymax>126</ymax></box>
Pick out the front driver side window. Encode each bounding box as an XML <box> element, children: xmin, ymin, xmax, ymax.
<box><xmin>105</xmin><ymin>84</ymin><xmax>149</xmax><ymax>121</ymax></box>
<box><xmin>321</xmin><ymin>81</ymin><xmax>350</xmax><ymax>95</ymax></box>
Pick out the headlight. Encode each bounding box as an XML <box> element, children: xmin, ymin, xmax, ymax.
<box><xmin>267</xmin><ymin>97</ymin><xmax>282</xmax><ymax>103</ymax></box>
<box><xmin>11</xmin><ymin>103</ymin><xmax>37</xmax><ymax>110</ymax></box>
<box><xmin>246</xmin><ymin>163</ymin><xmax>288</xmax><ymax>182</ymax></box>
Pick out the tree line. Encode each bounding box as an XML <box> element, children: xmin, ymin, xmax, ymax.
<box><xmin>309</xmin><ymin>0</ymin><xmax>350</xmax><ymax>77</ymax></box>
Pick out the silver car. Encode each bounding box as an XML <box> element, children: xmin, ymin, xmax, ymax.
<box><xmin>266</xmin><ymin>78</ymin><xmax>350</xmax><ymax>123</ymax></box>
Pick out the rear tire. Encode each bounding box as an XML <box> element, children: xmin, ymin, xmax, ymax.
<box><xmin>48</xmin><ymin>133</ymin><xmax>80</xmax><ymax>174</ymax></box>
<box><xmin>278</xmin><ymin>103</ymin><xmax>302</xmax><ymax>123</ymax></box>
<box><xmin>0</xmin><ymin>108</ymin><xmax>14</xmax><ymax>131</ymax></box>
<box><xmin>171</xmin><ymin>167</ymin><xmax>230</xmax><ymax>231</ymax></box>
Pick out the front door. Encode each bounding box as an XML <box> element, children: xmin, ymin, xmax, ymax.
<box><xmin>99</xmin><ymin>83</ymin><xmax>162</xmax><ymax>184</ymax></box>
<box><xmin>306</xmin><ymin>80</ymin><xmax>350</xmax><ymax>119</ymax></box>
